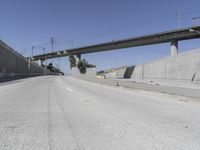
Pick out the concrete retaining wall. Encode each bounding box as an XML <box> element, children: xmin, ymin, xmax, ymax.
<box><xmin>102</xmin><ymin>49</ymin><xmax>200</xmax><ymax>85</ymax></box>
<box><xmin>104</xmin><ymin>66</ymin><xmax>134</xmax><ymax>79</ymax></box>
<box><xmin>0</xmin><ymin>40</ymin><xmax>52</xmax><ymax>80</ymax></box>
<box><xmin>70</xmin><ymin>67</ymin><xmax>96</xmax><ymax>78</ymax></box>
<box><xmin>131</xmin><ymin>48</ymin><xmax>200</xmax><ymax>85</ymax></box>
<box><xmin>115</xmin><ymin>67</ymin><xmax>127</xmax><ymax>79</ymax></box>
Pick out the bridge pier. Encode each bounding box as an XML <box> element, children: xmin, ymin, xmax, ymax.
<box><xmin>69</xmin><ymin>54</ymin><xmax>96</xmax><ymax>74</ymax></box>
<box><xmin>170</xmin><ymin>40</ymin><xmax>178</xmax><ymax>56</ymax></box>
<box><xmin>69</xmin><ymin>54</ymin><xmax>81</xmax><ymax>68</ymax></box>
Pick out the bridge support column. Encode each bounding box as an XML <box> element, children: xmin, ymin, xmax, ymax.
<box><xmin>69</xmin><ymin>54</ymin><xmax>81</xmax><ymax>68</ymax></box>
<box><xmin>170</xmin><ymin>40</ymin><xmax>178</xmax><ymax>56</ymax></box>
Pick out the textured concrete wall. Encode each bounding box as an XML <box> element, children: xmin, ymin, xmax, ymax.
<box><xmin>107</xmin><ymin>68</ymin><xmax>127</xmax><ymax>79</ymax></box>
<box><xmin>72</xmin><ymin>47</ymin><xmax>200</xmax><ymax>86</ymax></box>
<box><xmin>131</xmin><ymin>48</ymin><xmax>200</xmax><ymax>85</ymax></box>
<box><xmin>102</xmin><ymin>48</ymin><xmax>200</xmax><ymax>85</ymax></box>
<box><xmin>70</xmin><ymin>67</ymin><xmax>96</xmax><ymax>78</ymax></box>
<box><xmin>0</xmin><ymin>40</ymin><xmax>51</xmax><ymax>79</ymax></box>
<box><xmin>104</xmin><ymin>66</ymin><xmax>135</xmax><ymax>79</ymax></box>
<box><xmin>104</xmin><ymin>72</ymin><xmax>117</xmax><ymax>79</ymax></box>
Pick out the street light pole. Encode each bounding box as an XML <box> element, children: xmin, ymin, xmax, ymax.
<box><xmin>38</xmin><ymin>47</ymin><xmax>46</xmax><ymax>76</ymax></box>
<box><xmin>42</xmin><ymin>47</ymin><xmax>46</xmax><ymax>76</ymax></box>
<box><xmin>28</xmin><ymin>45</ymin><xmax>34</xmax><ymax>72</ymax></box>
<box><xmin>31</xmin><ymin>45</ymin><xmax>47</xmax><ymax>76</ymax></box>
<box><xmin>51</xmin><ymin>37</ymin><xmax>56</xmax><ymax>65</ymax></box>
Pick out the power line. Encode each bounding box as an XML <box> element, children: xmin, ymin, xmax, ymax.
<box><xmin>176</xmin><ymin>11</ymin><xmax>182</xmax><ymax>29</ymax></box>
<box><xmin>27</xmin><ymin>7</ymin><xmax>200</xmax><ymax>53</ymax></box>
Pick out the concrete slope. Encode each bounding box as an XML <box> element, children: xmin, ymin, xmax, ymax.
<box><xmin>0</xmin><ymin>76</ymin><xmax>200</xmax><ymax>149</ymax></box>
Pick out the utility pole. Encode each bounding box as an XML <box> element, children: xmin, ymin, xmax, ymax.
<box><xmin>176</xmin><ymin>11</ymin><xmax>181</xmax><ymax>29</ymax></box>
<box><xmin>50</xmin><ymin>37</ymin><xmax>56</xmax><ymax>65</ymax></box>
<box><xmin>108</xmin><ymin>27</ymin><xmax>115</xmax><ymax>42</ymax></box>
<box><xmin>43</xmin><ymin>47</ymin><xmax>46</xmax><ymax>76</ymax></box>
<box><xmin>69</xmin><ymin>40</ymin><xmax>74</xmax><ymax>48</ymax></box>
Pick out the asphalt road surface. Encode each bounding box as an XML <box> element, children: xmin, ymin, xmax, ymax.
<box><xmin>0</xmin><ymin>76</ymin><xmax>200</xmax><ymax>150</ymax></box>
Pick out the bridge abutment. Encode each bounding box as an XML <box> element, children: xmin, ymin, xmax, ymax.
<box><xmin>170</xmin><ymin>40</ymin><xmax>178</xmax><ymax>56</ymax></box>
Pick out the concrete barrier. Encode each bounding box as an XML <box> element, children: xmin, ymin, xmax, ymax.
<box><xmin>118</xmin><ymin>80</ymin><xmax>200</xmax><ymax>98</ymax></box>
<box><xmin>71</xmin><ymin>75</ymin><xmax>200</xmax><ymax>98</ymax></box>
<box><xmin>0</xmin><ymin>40</ymin><xmax>54</xmax><ymax>81</ymax></box>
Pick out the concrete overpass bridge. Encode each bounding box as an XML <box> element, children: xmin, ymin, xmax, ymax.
<box><xmin>32</xmin><ymin>26</ymin><xmax>200</xmax><ymax>67</ymax></box>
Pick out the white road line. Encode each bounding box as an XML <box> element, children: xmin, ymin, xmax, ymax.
<box><xmin>65</xmin><ymin>86</ymin><xmax>73</xmax><ymax>92</ymax></box>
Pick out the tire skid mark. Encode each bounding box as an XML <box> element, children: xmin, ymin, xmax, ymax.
<box><xmin>53</xmin><ymin>84</ymin><xmax>85</xmax><ymax>150</ymax></box>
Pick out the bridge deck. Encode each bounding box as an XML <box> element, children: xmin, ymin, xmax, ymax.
<box><xmin>33</xmin><ymin>26</ymin><xmax>200</xmax><ymax>60</ymax></box>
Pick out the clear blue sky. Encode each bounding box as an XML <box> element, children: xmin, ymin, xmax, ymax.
<box><xmin>0</xmin><ymin>0</ymin><xmax>200</xmax><ymax>73</ymax></box>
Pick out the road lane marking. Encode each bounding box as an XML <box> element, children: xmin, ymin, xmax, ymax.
<box><xmin>65</xmin><ymin>86</ymin><xmax>73</xmax><ymax>92</ymax></box>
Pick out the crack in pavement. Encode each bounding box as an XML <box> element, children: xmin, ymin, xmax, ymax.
<box><xmin>47</xmin><ymin>84</ymin><xmax>53</xmax><ymax>150</ymax></box>
<box><xmin>53</xmin><ymin>83</ymin><xmax>85</xmax><ymax>150</ymax></box>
